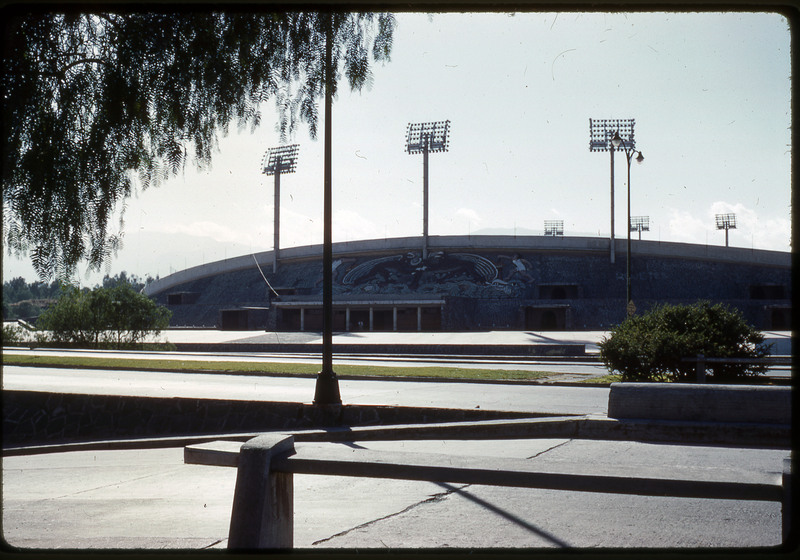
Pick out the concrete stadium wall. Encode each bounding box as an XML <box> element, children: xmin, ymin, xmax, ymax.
<box><xmin>144</xmin><ymin>235</ymin><xmax>791</xmax><ymax>331</ymax></box>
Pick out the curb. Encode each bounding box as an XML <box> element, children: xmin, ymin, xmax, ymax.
<box><xmin>4</xmin><ymin>412</ymin><xmax>790</xmax><ymax>457</ymax></box>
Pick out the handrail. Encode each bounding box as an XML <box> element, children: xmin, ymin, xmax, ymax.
<box><xmin>185</xmin><ymin>435</ymin><xmax>791</xmax><ymax>549</ymax></box>
<box><xmin>681</xmin><ymin>354</ymin><xmax>791</xmax><ymax>383</ymax></box>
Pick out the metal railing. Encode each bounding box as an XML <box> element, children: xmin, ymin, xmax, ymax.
<box><xmin>682</xmin><ymin>354</ymin><xmax>792</xmax><ymax>383</ymax></box>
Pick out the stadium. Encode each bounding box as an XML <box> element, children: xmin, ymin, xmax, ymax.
<box><xmin>143</xmin><ymin>234</ymin><xmax>791</xmax><ymax>332</ymax></box>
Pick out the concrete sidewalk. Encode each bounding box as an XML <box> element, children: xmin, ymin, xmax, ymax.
<box><xmin>2</xmin><ymin>436</ymin><xmax>789</xmax><ymax>550</ymax></box>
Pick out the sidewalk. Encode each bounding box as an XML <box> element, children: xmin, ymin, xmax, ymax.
<box><xmin>2</xmin><ymin>434</ymin><xmax>789</xmax><ymax>550</ymax></box>
<box><xmin>1</xmin><ymin>329</ymin><xmax>793</xmax><ymax>551</ymax></box>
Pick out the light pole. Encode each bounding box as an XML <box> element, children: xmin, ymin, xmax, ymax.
<box><xmin>715</xmin><ymin>213</ymin><xmax>737</xmax><ymax>247</ymax></box>
<box><xmin>406</xmin><ymin>120</ymin><xmax>451</xmax><ymax>260</ymax></box>
<box><xmin>630</xmin><ymin>216</ymin><xmax>650</xmax><ymax>240</ymax></box>
<box><xmin>544</xmin><ymin>220</ymin><xmax>564</xmax><ymax>236</ymax></box>
<box><xmin>589</xmin><ymin>119</ymin><xmax>636</xmax><ymax>264</ymax></box>
<box><xmin>611</xmin><ymin>131</ymin><xmax>644</xmax><ymax>316</ymax></box>
<box><xmin>261</xmin><ymin>144</ymin><xmax>299</xmax><ymax>273</ymax></box>
<box><xmin>314</xmin><ymin>15</ymin><xmax>341</xmax><ymax>407</ymax></box>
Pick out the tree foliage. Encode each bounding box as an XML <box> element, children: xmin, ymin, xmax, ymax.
<box><xmin>2</xmin><ymin>9</ymin><xmax>395</xmax><ymax>279</ymax></box>
<box><xmin>37</xmin><ymin>282</ymin><xmax>171</xmax><ymax>349</ymax></box>
<box><xmin>598</xmin><ymin>301</ymin><xmax>769</xmax><ymax>383</ymax></box>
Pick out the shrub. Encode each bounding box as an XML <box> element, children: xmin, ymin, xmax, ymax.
<box><xmin>598</xmin><ymin>301</ymin><xmax>769</xmax><ymax>383</ymax></box>
<box><xmin>37</xmin><ymin>283</ymin><xmax>171</xmax><ymax>349</ymax></box>
<box><xmin>2</xmin><ymin>323</ymin><xmax>24</xmax><ymax>346</ymax></box>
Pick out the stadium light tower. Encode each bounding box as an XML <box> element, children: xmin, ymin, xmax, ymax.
<box><xmin>716</xmin><ymin>213</ymin><xmax>737</xmax><ymax>247</ymax></box>
<box><xmin>544</xmin><ymin>220</ymin><xmax>564</xmax><ymax>236</ymax></box>
<box><xmin>611</xmin><ymin>130</ymin><xmax>644</xmax><ymax>316</ymax></box>
<box><xmin>630</xmin><ymin>216</ymin><xmax>650</xmax><ymax>240</ymax></box>
<box><xmin>589</xmin><ymin>118</ymin><xmax>636</xmax><ymax>264</ymax></box>
<box><xmin>262</xmin><ymin>144</ymin><xmax>300</xmax><ymax>273</ymax></box>
<box><xmin>406</xmin><ymin>120</ymin><xmax>451</xmax><ymax>260</ymax></box>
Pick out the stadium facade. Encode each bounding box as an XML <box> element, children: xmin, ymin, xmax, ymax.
<box><xmin>143</xmin><ymin>235</ymin><xmax>792</xmax><ymax>332</ymax></box>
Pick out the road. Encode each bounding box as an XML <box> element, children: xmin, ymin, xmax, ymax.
<box><xmin>2</xmin><ymin>365</ymin><xmax>611</xmax><ymax>416</ymax></box>
<box><xmin>2</xmin><ymin>346</ymin><xmax>609</xmax><ymax>375</ymax></box>
<box><xmin>4</xmin><ymin>345</ymin><xmax>791</xmax><ymax>380</ymax></box>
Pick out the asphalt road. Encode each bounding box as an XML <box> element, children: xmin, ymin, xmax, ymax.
<box><xmin>2</xmin><ymin>365</ymin><xmax>610</xmax><ymax>415</ymax></box>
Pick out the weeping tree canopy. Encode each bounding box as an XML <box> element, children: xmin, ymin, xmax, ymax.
<box><xmin>2</xmin><ymin>9</ymin><xmax>395</xmax><ymax>280</ymax></box>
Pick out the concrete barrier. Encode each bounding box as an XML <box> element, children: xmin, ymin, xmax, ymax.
<box><xmin>607</xmin><ymin>383</ymin><xmax>792</xmax><ymax>425</ymax></box>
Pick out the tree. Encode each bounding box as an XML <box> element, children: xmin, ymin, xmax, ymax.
<box><xmin>37</xmin><ymin>283</ymin><xmax>171</xmax><ymax>348</ymax></box>
<box><xmin>2</xmin><ymin>10</ymin><xmax>395</xmax><ymax>280</ymax></box>
<box><xmin>598</xmin><ymin>301</ymin><xmax>769</xmax><ymax>383</ymax></box>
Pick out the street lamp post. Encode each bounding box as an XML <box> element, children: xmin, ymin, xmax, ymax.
<box><xmin>611</xmin><ymin>131</ymin><xmax>644</xmax><ymax>316</ymax></box>
<box><xmin>314</xmin><ymin>15</ymin><xmax>341</xmax><ymax>407</ymax></box>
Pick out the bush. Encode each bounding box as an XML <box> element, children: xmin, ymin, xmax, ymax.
<box><xmin>2</xmin><ymin>323</ymin><xmax>25</xmax><ymax>346</ymax></box>
<box><xmin>37</xmin><ymin>283</ymin><xmax>171</xmax><ymax>349</ymax></box>
<box><xmin>598</xmin><ymin>301</ymin><xmax>769</xmax><ymax>383</ymax></box>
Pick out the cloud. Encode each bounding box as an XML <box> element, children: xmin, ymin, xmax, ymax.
<box><xmin>455</xmin><ymin>207</ymin><xmax>482</xmax><ymax>225</ymax></box>
<box><xmin>333</xmin><ymin>209</ymin><xmax>382</xmax><ymax>242</ymax></box>
<box><xmin>665</xmin><ymin>203</ymin><xmax>791</xmax><ymax>251</ymax></box>
<box><xmin>665</xmin><ymin>208</ymin><xmax>710</xmax><ymax>244</ymax></box>
<box><xmin>152</xmin><ymin>221</ymin><xmax>266</xmax><ymax>246</ymax></box>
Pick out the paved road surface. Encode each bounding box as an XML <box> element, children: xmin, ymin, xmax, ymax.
<box><xmin>2</xmin><ymin>365</ymin><xmax>610</xmax><ymax>416</ymax></box>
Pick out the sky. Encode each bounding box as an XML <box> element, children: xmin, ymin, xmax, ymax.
<box><xmin>2</xmin><ymin>11</ymin><xmax>792</xmax><ymax>285</ymax></box>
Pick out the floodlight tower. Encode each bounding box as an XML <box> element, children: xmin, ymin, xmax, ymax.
<box><xmin>589</xmin><ymin>118</ymin><xmax>636</xmax><ymax>264</ymax></box>
<box><xmin>406</xmin><ymin>120</ymin><xmax>451</xmax><ymax>260</ymax></box>
<box><xmin>544</xmin><ymin>220</ymin><xmax>564</xmax><ymax>236</ymax></box>
<box><xmin>716</xmin><ymin>213</ymin><xmax>737</xmax><ymax>247</ymax></box>
<box><xmin>630</xmin><ymin>216</ymin><xmax>650</xmax><ymax>240</ymax></box>
<box><xmin>261</xmin><ymin>144</ymin><xmax>300</xmax><ymax>273</ymax></box>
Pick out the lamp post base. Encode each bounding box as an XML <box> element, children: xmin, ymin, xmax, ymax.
<box><xmin>313</xmin><ymin>370</ymin><xmax>342</xmax><ymax>407</ymax></box>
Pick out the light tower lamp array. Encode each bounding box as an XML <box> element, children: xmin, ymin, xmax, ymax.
<box><xmin>261</xmin><ymin>144</ymin><xmax>300</xmax><ymax>273</ymax></box>
<box><xmin>544</xmin><ymin>220</ymin><xmax>564</xmax><ymax>236</ymax></box>
<box><xmin>589</xmin><ymin>118</ymin><xmax>636</xmax><ymax>264</ymax></box>
<box><xmin>406</xmin><ymin>120</ymin><xmax>451</xmax><ymax>260</ymax></box>
<box><xmin>716</xmin><ymin>213</ymin><xmax>737</xmax><ymax>247</ymax></box>
<box><xmin>630</xmin><ymin>216</ymin><xmax>650</xmax><ymax>240</ymax></box>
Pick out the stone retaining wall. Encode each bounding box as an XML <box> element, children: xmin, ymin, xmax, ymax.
<box><xmin>2</xmin><ymin>391</ymin><xmax>538</xmax><ymax>447</ymax></box>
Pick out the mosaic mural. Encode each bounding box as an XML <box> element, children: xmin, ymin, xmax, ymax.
<box><xmin>318</xmin><ymin>251</ymin><xmax>537</xmax><ymax>298</ymax></box>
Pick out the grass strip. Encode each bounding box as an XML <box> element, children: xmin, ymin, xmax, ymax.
<box><xmin>2</xmin><ymin>354</ymin><xmax>554</xmax><ymax>382</ymax></box>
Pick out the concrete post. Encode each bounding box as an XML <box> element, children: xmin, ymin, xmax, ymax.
<box><xmin>393</xmin><ymin>307</ymin><xmax>398</xmax><ymax>331</ymax></box>
<box><xmin>695</xmin><ymin>354</ymin><xmax>705</xmax><ymax>383</ymax></box>
<box><xmin>783</xmin><ymin>457</ymin><xmax>792</xmax><ymax>545</ymax></box>
<box><xmin>228</xmin><ymin>434</ymin><xmax>295</xmax><ymax>549</ymax></box>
